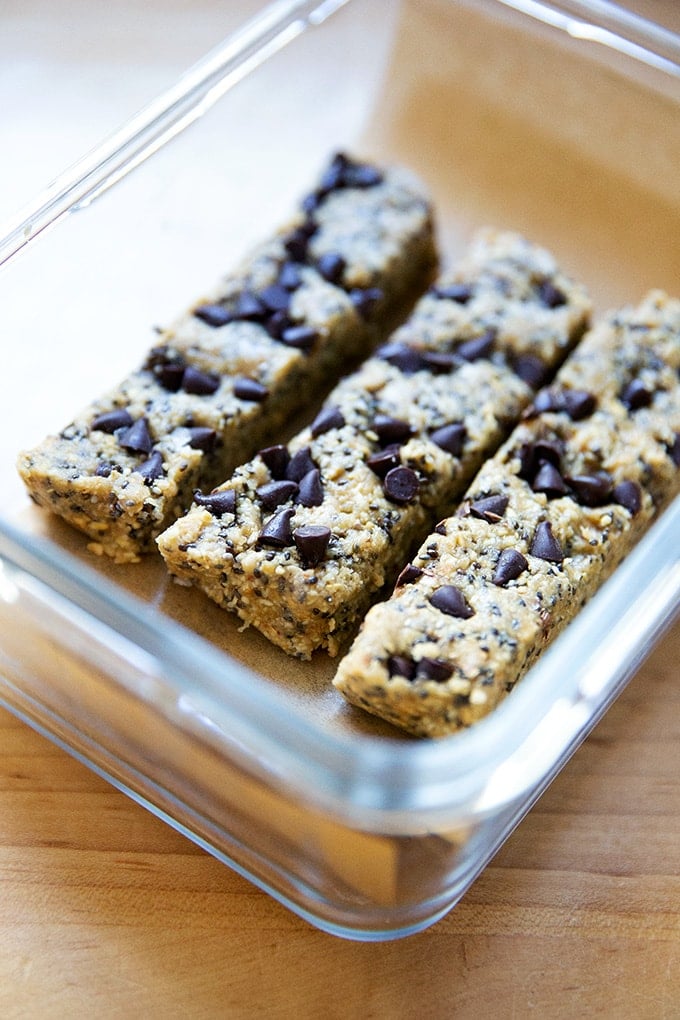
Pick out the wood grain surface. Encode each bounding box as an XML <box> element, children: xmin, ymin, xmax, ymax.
<box><xmin>1</xmin><ymin>619</ymin><xmax>678</xmax><ymax>1019</ymax></box>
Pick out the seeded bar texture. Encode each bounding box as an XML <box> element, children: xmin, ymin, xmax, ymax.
<box><xmin>157</xmin><ymin>230</ymin><xmax>591</xmax><ymax>657</ymax></box>
<box><xmin>334</xmin><ymin>291</ymin><xmax>680</xmax><ymax>736</ymax></box>
<box><xmin>17</xmin><ymin>153</ymin><xmax>436</xmax><ymax>563</ymax></box>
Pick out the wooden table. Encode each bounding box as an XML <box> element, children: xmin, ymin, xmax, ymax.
<box><xmin>2</xmin><ymin>2</ymin><xmax>679</xmax><ymax>1016</ymax></box>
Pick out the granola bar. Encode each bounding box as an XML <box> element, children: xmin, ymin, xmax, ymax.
<box><xmin>17</xmin><ymin>153</ymin><xmax>437</xmax><ymax>562</ymax></box>
<box><xmin>157</xmin><ymin>230</ymin><xmax>591</xmax><ymax>656</ymax></box>
<box><xmin>333</xmin><ymin>291</ymin><xmax>680</xmax><ymax>736</ymax></box>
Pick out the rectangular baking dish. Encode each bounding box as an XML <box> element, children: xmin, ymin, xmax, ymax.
<box><xmin>0</xmin><ymin>0</ymin><xmax>679</xmax><ymax>940</ymax></box>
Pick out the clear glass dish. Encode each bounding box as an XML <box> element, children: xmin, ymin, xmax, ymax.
<box><xmin>0</xmin><ymin>0</ymin><xmax>678</xmax><ymax>941</ymax></box>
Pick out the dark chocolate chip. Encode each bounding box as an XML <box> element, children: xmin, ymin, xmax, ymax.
<box><xmin>283</xmin><ymin>228</ymin><xmax>311</xmax><ymax>262</ymax></box>
<box><xmin>286</xmin><ymin>446</ymin><xmax>316</xmax><ymax>482</ymax></box>
<box><xmin>366</xmin><ymin>446</ymin><xmax>401</xmax><ymax>479</ymax></box>
<box><xmin>118</xmin><ymin>417</ymin><xmax>153</xmax><ymax>454</ymax></box>
<box><xmin>182</xmin><ymin>365</ymin><xmax>220</xmax><ymax>396</ymax></box>
<box><xmin>621</xmin><ymin>378</ymin><xmax>652</xmax><ymax>411</ymax></box>
<box><xmin>387</xmin><ymin>654</ymin><xmax>416</xmax><ymax>680</ymax></box>
<box><xmin>432</xmin><ymin>282</ymin><xmax>473</xmax><ymax>304</ymax></box>
<box><xmin>233</xmin><ymin>378</ymin><xmax>268</xmax><ymax>402</ymax></box>
<box><xmin>311</xmin><ymin>405</ymin><xmax>346</xmax><ymax>437</ymax></box>
<box><xmin>469</xmin><ymin>494</ymin><xmax>509</xmax><ymax>522</ymax></box>
<box><xmin>301</xmin><ymin>191</ymin><xmax>322</xmax><ymax>216</ymax></box>
<box><xmin>265</xmin><ymin>310</ymin><xmax>292</xmax><ymax>340</ymax></box>
<box><xmin>372</xmin><ymin>414</ymin><xmax>413</xmax><ymax>445</ymax></box>
<box><xmin>532</xmin><ymin>460</ymin><xmax>569</xmax><ymax>497</ymax></box>
<box><xmin>612</xmin><ymin>480</ymin><xmax>642</xmax><ymax>515</ymax></box>
<box><xmin>376</xmin><ymin>342</ymin><xmax>425</xmax><ymax>374</ymax></box>
<box><xmin>137</xmin><ymin>450</ymin><xmax>164</xmax><ymax>483</ymax></box>
<box><xmin>91</xmin><ymin>408</ymin><xmax>134</xmax><ymax>434</ymax></box>
<box><xmin>421</xmin><ymin>351</ymin><xmax>458</xmax><ymax>374</ymax></box>
<box><xmin>530</xmin><ymin>521</ymin><xmax>564</xmax><ymax>562</ymax></box>
<box><xmin>536</xmin><ymin>277</ymin><xmax>566</xmax><ymax>308</ymax></box>
<box><xmin>257</xmin><ymin>507</ymin><xmax>294</xmax><ymax>548</ymax></box>
<box><xmin>534</xmin><ymin>438</ymin><xmax>565</xmax><ymax>466</ymax></box>
<box><xmin>669</xmin><ymin>432</ymin><xmax>680</xmax><ymax>467</ymax></box>
<box><xmin>156</xmin><ymin>360</ymin><xmax>186</xmax><ymax>392</ymax></box>
<box><xmin>415</xmin><ymin>658</ymin><xmax>452</xmax><ymax>682</ymax></box>
<box><xmin>525</xmin><ymin>389</ymin><xmax>564</xmax><ymax>417</ymax></box>
<box><xmin>259</xmin><ymin>283</ymin><xmax>291</xmax><ymax>314</ymax></box>
<box><xmin>349</xmin><ymin>286</ymin><xmax>383</xmax><ymax>319</ymax></box>
<box><xmin>293</xmin><ymin>524</ymin><xmax>331</xmax><ymax>567</ymax></box>
<box><xmin>278</xmin><ymin>262</ymin><xmax>303</xmax><ymax>291</ymax></box>
<box><xmin>430</xmin><ymin>422</ymin><xmax>466</xmax><ymax>457</ymax></box>
<box><xmin>318</xmin><ymin>152</ymin><xmax>347</xmax><ymax>192</ymax></box>
<box><xmin>280</xmin><ymin>325</ymin><xmax>318</xmax><ymax>352</ymax></box>
<box><xmin>383</xmin><ymin>466</ymin><xmax>419</xmax><ymax>504</ymax></box>
<box><xmin>567</xmin><ymin>472</ymin><xmax>613</xmax><ymax>507</ymax></box>
<box><xmin>457</xmin><ymin>329</ymin><xmax>495</xmax><ymax>361</ymax></box>
<box><xmin>513</xmin><ymin>354</ymin><xmax>549</xmax><ymax>389</ymax></box>
<box><xmin>95</xmin><ymin>462</ymin><xmax>112</xmax><ymax>477</ymax></box>
<box><xmin>493</xmin><ymin>548</ymin><xmax>528</xmax><ymax>586</ymax></box>
<box><xmin>194</xmin><ymin>488</ymin><xmax>236</xmax><ymax>516</ymax></box>
<box><xmin>186</xmin><ymin>426</ymin><xmax>217</xmax><ymax>452</ymax></box>
<box><xmin>256</xmin><ymin>479</ymin><xmax>299</xmax><ymax>511</ymax></box>
<box><xmin>193</xmin><ymin>303</ymin><xmax>233</xmax><ymax>328</ymax></box>
<box><xmin>395</xmin><ymin>563</ymin><xmax>423</xmax><ymax>587</ymax></box>
<box><xmin>430</xmin><ymin>584</ymin><xmax>474</xmax><ymax>618</ymax></box>
<box><xmin>563</xmin><ymin>389</ymin><xmax>597</xmax><ymax>421</ymax></box>
<box><xmin>259</xmin><ymin>444</ymin><xmax>290</xmax><ymax>480</ymax></box>
<box><xmin>235</xmin><ymin>290</ymin><xmax>267</xmax><ymax>321</ymax></box>
<box><xmin>342</xmin><ymin>162</ymin><xmax>383</xmax><ymax>189</ymax></box>
<box><xmin>316</xmin><ymin>252</ymin><xmax>346</xmax><ymax>285</ymax></box>
<box><xmin>297</xmin><ymin>468</ymin><xmax>324</xmax><ymax>507</ymax></box>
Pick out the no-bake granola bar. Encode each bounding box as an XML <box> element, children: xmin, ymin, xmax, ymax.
<box><xmin>17</xmin><ymin>153</ymin><xmax>436</xmax><ymax>562</ymax></box>
<box><xmin>334</xmin><ymin>291</ymin><xmax>680</xmax><ymax>736</ymax></box>
<box><xmin>157</xmin><ymin>230</ymin><xmax>591</xmax><ymax>657</ymax></box>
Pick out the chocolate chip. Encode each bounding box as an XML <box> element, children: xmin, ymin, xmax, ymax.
<box><xmin>366</xmin><ymin>446</ymin><xmax>401</xmax><ymax>479</ymax></box>
<box><xmin>493</xmin><ymin>548</ymin><xmax>528</xmax><ymax>586</ymax></box>
<box><xmin>194</xmin><ymin>488</ymin><xmax>236</xmax><ymax>516</ymax></box>
<box><xmin>259</xmin><ymin>283</ymin><xmax>291</xmax><ymax>314</ymax></box>
<box><xmin>95</xmin><ymin>462</ymin><xmax>112</xmax><ymax>477</ymax></box>
<box><xmin>301</xmin><ymin>192</ymin><xmax>322</xmax><ymax>216</ymax></box>
<box><xmin>256</xmin><ymin>479</ymin><xmax>299</xmax><ymax>511</ymax></box>
<box><xmin>531</xmin><ymin>389</ymin><xmax>564</xmax><ymax>415</ymax></box>
<box><xmin>318</xmin><ymin>152</ymin><xmax>347</xmax><ymax>193</ymax></box>
<box><xmin>430</xmin><ymin>422</ymin><xmax>466</xmax><ymax>456</ymax></box>
<box><xmin>387</xmin><ymin>655</ymin><xmax>416</xmax><ymax>680</ymax></box>
<box><xmin>457</xmin><ymin>329</ymin><xmax>495</xmax><ymax>362</ymax></box>
<box><xmin>372</xmin><ymin>414</ymin><xmax>413</xmax><ymax>445</ymax></box>
<box><xmin>137</xmin><ymin>450</ymin><xmax>164</xmax><ymax>483</ymax></box>
<box><xmin>259</xmin><ymin>444</ymin><xmax>290</xmax><ymax>480</ymax></box>
<box><xmin>284</xmin><ymin>228</ymin><xmax>311</xmax><ymax>263</ymax></box>
<box><xmin>316</xmin><ymin>252</ymin><xmax>346</xmax><ymax>285</ymax></box>
<box><xmin>469</xmin><ymin>494</ymin><xmax>509</xmax><ymax>522</ymax></box>
<box><xmin>513</xmin><ymin>354</ymin><xmax>549</xmax><ymax>389</ymax></box>
<box><xmin>233</xmin><ymin>378</ymin><xmax>268</xmax><ymax>402</ymax></box>
<box><xmin>349</xmin><ymin>287</ymin><xmax>382</xmax><ymax>319</ymax></box>
<box><xmin>383</xmin><ymin>466</ymin><xmax>419</xmax><ymax>503</ymax></box>
<box><xmin>235</xmin><ymin>290</ymin><xmax>267</xmax><ymax>321</ymax></box>
<box><xmin>265</xmin><ymin>310</ymin><xmax>292</xmax><ymax>340</ymax></box>
<box><xmin>395</xmin><ymin>564</ymin><xmax>423</xmax><ymax>587</ymax></box>
<box><xmin>286</xmin><ymin>446</ymin><xmax>316</xmax><ymax>482</ymax></box>
<box><xmin>281</xmin><ymin>325</ymin><xmax>318</xmax><ymax>352</ymax></box>
<box><xmin>91</xmin><ymin>408</ymin><xmax>134</xmax><ymax>433</ymax></box>
<box><xmin>534</xmin><ymin>438</ymin><xmax>565</xmax><ymax>466</ymax></box>
<box><xmin>186</xmin><ymin>427</ymin><xmax>217</xmax><ymax>452</ymax></box>
<box><xmin>669</xmin><ymin>432</ymin><xmax>680</xmax><ymax>467</ymax></box>
<box><xmin>297</xmin><ymin>468</ymin><xmax>324</xmax><ymax>507</ymax></box>
<box><xmin>156</xmin><ymin>360</ymin><xmax>186</xmax><ymax>392</ymax></box>
<box><xmin>432</xmin><ymin>282</ymin><xmax>473</xmax><ymax>304</ymax></box>
<box><xmin>119</xmin><ymin>417</ymin><xmax>153</xmax><ymax>454</ymax></box>
<box><xmin>612</xmin><ymin>480</ymin><xmax>642</xmax><ymax>515</ymax></box>
<box><xmin>182</xmin><ymin>365</ymin><xmax>220</xmax><ymax>396</ymax></box>
<box><xmin>532</xmin><ymin>460</ymin><xmax>568</xmax><ymax>497</ymax></box>
<box><xmin>415</xmin><ymin>658</ymin><xmax>452</xmax><ymax>682</ymax></box>
<box><xmin>536</xmin><ymin>277</ymin><xmax>566</xmax><ymax>308</ymax></box>
<box><xmin>342</xmin><ymin>161</ymin><xmax>383</xmax><ymax>189</ymax></box>
<box><xmin>566</xmin><ymin>472</ymin><xmax>612</xmax><ymax>507</ymax></box>
<box><xmin>311</xmin><ymin>405</ymin><xmax>346</xmax><ymax>437</ymax></box>
<box><xmin>193</xmin><ymin>303</ymin><xmax>233</xmax><ymax>327</ymax></box>
<box><xmin>530</xmin><ymin>521</ymin><xmax>564</xmax><ymax>562</ymax></box>
<box><xmin>293</xmin><ymin>524</ymin><xmax>331</xmax><ymax>567</ymax></box>
<box><xmin>621</xmin><ymin>378</ymin><xmax>652</xmax><ymax>411</ymax></box>
<box><xmin>376</xmin><ymin>342</ymin><xmax>424</xmax><ymax>374</ymax></box>
<box><xmin>563</xmin><ymin>389</ymin><xmax>597</xmax><ymax>421</ymax></box>
<box><xmin>257</xmin><ymin>507</ymin><xmax>294</xmax><ymax>548</ymax></box>
<box><xmin>517</xmin><ymin>439</ymin><xmax>564</xmax><ymax>481</ymax></box>
<box><xmin>278</xmin><ymin>262</ymin><xmax>303</xmax><ymax>291</ymax></box>
<box><xmin>430</xmin><ymin>585</ymin><xmax>474</xmax><ymax>618</ymax></box>
<box><xmin>420</xmin><ymin>351</ymin><xmax>458</xmax><ymax>374</ymax></box>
